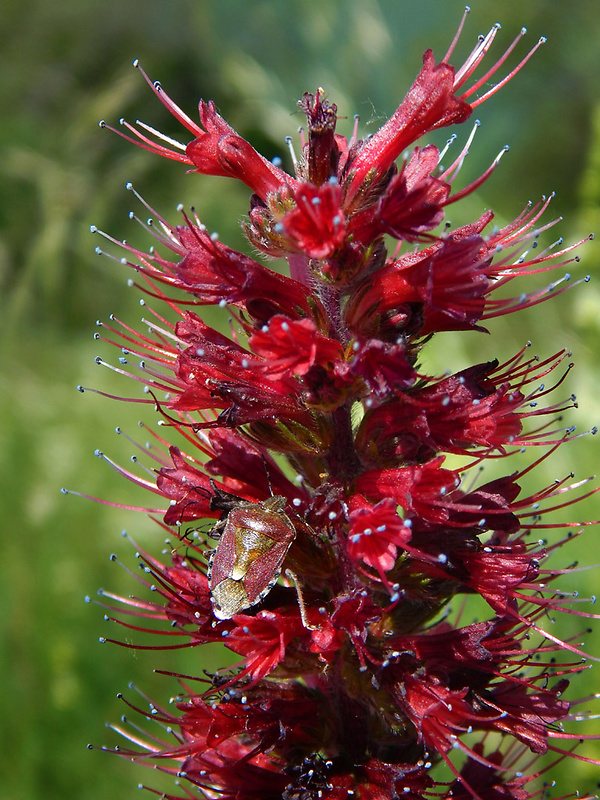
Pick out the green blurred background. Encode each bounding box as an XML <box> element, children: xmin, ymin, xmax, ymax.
<box><xmin>1</xmin><ymin>0</ymin><xmax>599</xmax><ymax>797</ymax></box>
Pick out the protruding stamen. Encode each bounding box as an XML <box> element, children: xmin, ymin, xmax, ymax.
<box><xmin>131</xmin><ymin>59</ymin><xmax>201</xmax><ymax>136</ymax></box>
<box><xmin>440</xmin><ymin>119</ymin><xmax>481</xmax><ymax>183</ymax></box>
<box><xmin>468</xmin><ymin>35</ymin><xmax>547</xmax><ymax>107</ymax></box>
<box><xmin>285</xmin><ymin>135</ymin><xmax>299</xmax><ymax>172</ymax></box>
<box><xmin>462</xmin><ymin>26</ymin><xmax>528</xmax><ymax>99</ymax></box>
<box><xmin>60</xmin><ymin>486</ymin><xmax>162</xmax><ymax>514</ymax></box>
<box><xmin>454</xmin><ymin>23</ymin><xmax>502</xmax><ymax>89</ymax></box>
<box><xmin>436</xmin><ymin>133</ymin><xmax>457</xmax><ymax>167</ymax></box>
<box><xmin>443</xmin><ymin>5</ymin><xmax>471</xmax><ymax>64</ymax></box>
<box><xmin>134</xmin><ymin>120</ymin><xmax>187</xmax><ymax>152</ymax></box>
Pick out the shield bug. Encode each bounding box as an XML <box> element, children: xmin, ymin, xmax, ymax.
<box><xmin>207</xmin><ymin>488</ymin><xmax>297</xmax><ymax>620</ymax></box>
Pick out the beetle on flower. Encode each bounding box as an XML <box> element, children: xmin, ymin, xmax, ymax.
<box><xmin>76</xmin><ymin>7</ymin><xmax>600</xmax><ymax>799</ymax></box>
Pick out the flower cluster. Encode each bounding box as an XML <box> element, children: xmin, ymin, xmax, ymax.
<box><xmin>82</xmin><ymin>9</ymin><xmax>599</xmax><ymax>799</ymax></box>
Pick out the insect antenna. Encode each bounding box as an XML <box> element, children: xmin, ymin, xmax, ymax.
<box><xmin>261</xmin><ymin>452</ymin><xmax>275</xmax><ymax>497</ymax></box>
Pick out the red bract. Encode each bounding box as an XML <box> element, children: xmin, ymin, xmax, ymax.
<box><xmin>83</xmin><ymin>9</ymin><xmax>600</xmax><ymax>800</ymax></box>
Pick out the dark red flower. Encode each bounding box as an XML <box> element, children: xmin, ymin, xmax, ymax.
<box><xmin>157</xmin><ymin>446</ymin><xmax>214</xmax><ymax>525</ymax></box>
<box><xmin>108</xmin><ymin>62</ymin><xmax>293</xmax><ymax>201</ymax></box>
<box><xmin>350</xmin><ymin>338</ymin><xmax>417</xmax><ymax>398</ymax></box>
<box><xmin>350</xmin><ymin>145</ymin><xmax>451</xmax><ymax>245</ymax></box>
<box><xmin>185</xmin><ymin>100</ymin><xmax>291</xmax><ymax>199</ymax></box>
<box><xmin>344</xmin><ymin>49</ymin><xmax>472</xmax><ymax>206</ymax></box>
<box><xmin>355</xmin><ymin>457</ymin><xmax>461</xmax><ymax>524</ymax></box>
<box><xmin>224</xmin><ymin>610</ymin><xmax>306</xmax><ymax>683</ymax></box>
<box><xmin>347</xmin><ymin>495</ymin><xmax>412</xmax><ymax>578</ymax></box>
<box><xmin>280</xmin><ymin>181</ymin><xmax>346</xmax><ymax>259</ymax></box>
<box><xmin>248</xmin><ymin>315</ymin><xmax>343</xmax><ymax>381</ymax></box>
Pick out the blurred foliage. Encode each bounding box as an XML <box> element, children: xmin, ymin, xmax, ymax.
<box><xmin>0</xmin><ymin>1</ymin><xmax>599</xmax><ymax>798</ymax></box>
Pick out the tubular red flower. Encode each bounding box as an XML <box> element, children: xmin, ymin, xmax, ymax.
<box><xmin>106</xmin><ymin>61</ymin><xmax>293</xmax><ymax>200</ymax></box>
<box><xmin>344</xmin><ymin>50</ymin><xmax>472</xmax><ymax>206</ymax></box>
<box><xmin>345</xmin><ymin>497</ymin><xmax>411</xmax><ymax>593</ymax></box>
<box><xmin>280</xmin><ymin>181</ymin><xmax>346</xmax><ymax>258</ymax></box>
<box><xmin>350</xmin><ymin>145</ymin><xmax>451</xmax><ymax>245</ymax></box>
<box><xmin>186</xmin><ymin>100</ymin><xmax>291</xmax><ymax>199</ymax></box>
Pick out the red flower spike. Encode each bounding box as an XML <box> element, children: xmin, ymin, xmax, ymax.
<box><xmin>87</xmin><ymin>12</ymin><xmax>599</xmax><ymax>800</ymax></box>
